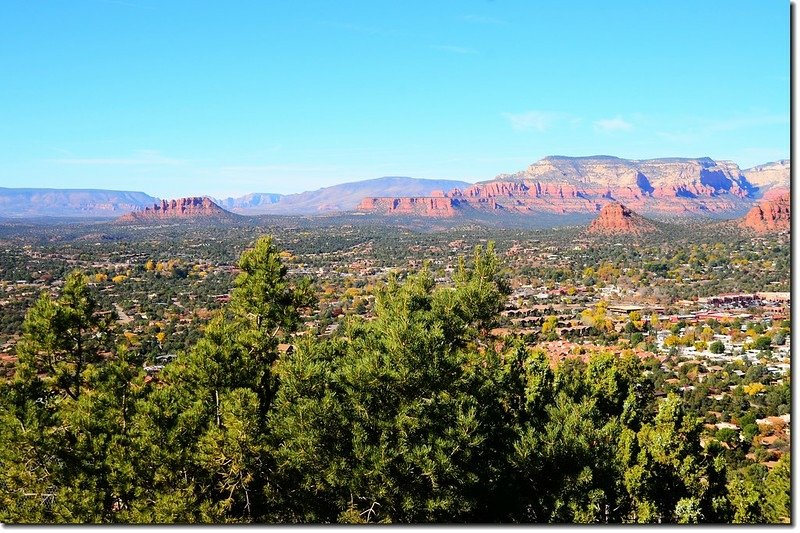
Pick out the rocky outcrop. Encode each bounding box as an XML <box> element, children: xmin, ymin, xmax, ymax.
<box><xmin>357</xmin><ymin>196</ymin><xmax>463</xmax><ymax>217</ymax></box>
<box><xmin>484</xmin><ymin>156</ymin><xmax>754</xmax><ymax>214</ymax></box>
<box><xmin>358</xmin><ymin>156</ymin><xmax>771</xmax><ymax>219</ymax></box>
<box><xmin>586</xmin><ymin>202</ymin><xmax>658</xmax><ymax>235</ymax></box>
<box><xmin>761</xmin><ymin>186</ymin><xmax>790</xmax><ymax>201</ymax></box>
<box><xmin>507</xmin><ymin>156</ymin><xmax>751</xmax><ymax>192</ymax></box>
<box><xmin>739</xmin><ymin>192</ymin><xmax>790</xmax><ymax>233</ymax></box>
<box><xmin>117</xmin><ymin>197</ymin><xmax>235</xmax><ymax>223</ymax></box>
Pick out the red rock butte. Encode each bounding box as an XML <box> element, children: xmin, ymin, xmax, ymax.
<box><xmin>357</xmin><ymin>196</ymin><xmax>464</xmax><ymax>217</ymax></box>
<box><xmin>586</xmin><ymin>202</ymin><xmax>658</xmax><ymax>235</ymax></box>
<box><xmin>739</xmin><ymin>192</ymin><xmax>790</xmax><ymax>233</ymax></box>
<box><xmin>117</xmin><ymin>197</ymin><xmax>233</xmax><ymax>222</ymax></box>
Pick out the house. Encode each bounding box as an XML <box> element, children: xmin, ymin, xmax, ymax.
<box><xmin>278</xmin><ymin>343</ymin><xmax>294</xmax><ymax>355</ymax></box>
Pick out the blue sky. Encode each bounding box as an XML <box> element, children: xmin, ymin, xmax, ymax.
<box><xmin>0</xmin><ymin>0</ymin><xmax>789</xmax><ymax>198</ymax></box>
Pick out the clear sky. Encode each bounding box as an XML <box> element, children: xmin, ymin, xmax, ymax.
<box><xmin>0</xmin><ymin>0</ymin><xmax>790</xmax><ymax>199</ymax></box>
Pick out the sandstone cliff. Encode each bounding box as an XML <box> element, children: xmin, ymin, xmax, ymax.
<box><xmin>742</xmin><ymin>160</ymin><xmax>790</xmax><ymax>192</ymax></box>
<box><xmin>357</xmin><ymin>196</ymin><xmax>464</xmax><ymax>217</ymax></box>
<box><xmin>586</xmin><ymin>202</ymin><xmax>658</xmax><ymax>235</ymax></box>
<box><xmin>739</xmin><ymin>192</ymin><xmax>790</xmax><ymax>233</ymax></box>
<box><xmin>358</xmin><ymin>156</ymin><xmax>767</xmax><ymax>218</ymax></box>
<box><xmin>117</xmin><ymin>197</ymin><xmax>235</xmax><ymax>223</ymax></box>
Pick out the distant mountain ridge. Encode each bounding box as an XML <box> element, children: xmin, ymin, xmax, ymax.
<box><xmin>214</xmin><ymin>193</ymin><xmax>283</xmax><ymax>211</ymax></box>
<box><xmin>0</xmin><ymin>158</ymin><xmax>788</xmax><ymax>221</ymax></box>
<box><xmin>0</xmin><ymin>177</ymin><xmax>469</xmax><ymax>218</ymax></box>
<box><xmin>223</xmin><ymin>176</ymin><xmax>472</xmax><ymax>215</ymax></box>
<box><xmin>0</xmin><ymin>188</ymin><xmax>158</xmax><ymax>218</ymax></box>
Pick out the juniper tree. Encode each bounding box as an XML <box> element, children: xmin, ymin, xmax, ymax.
<box><xmin>126</xmin><ymin>236</ymin><xmax>313</xmax><ymax>522</ymax></box>
<box><xmin>15</xmin><ymin>271</ymin><xmax>115</xmax><ymax>401</ymax></box>
<box><xmin>269</xmin><ymin>245</ymin><xmax>514</xmax><ymax>523</ymax></box>
<box><xmin>0</xmin><ymin>271</ymin><xmax>133</xmax><ymax>523</ymax></box>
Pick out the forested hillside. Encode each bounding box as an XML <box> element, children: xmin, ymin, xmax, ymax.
<box><xmin>0</xmin><ymin>237</ymin><xmax>789</xmax><ymax>524</ymax></box>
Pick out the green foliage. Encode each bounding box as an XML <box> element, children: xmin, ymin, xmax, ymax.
<box><xmin>617</xmin><ymin>393</ymin><xmax>728</xmax><ymax>523</ymax></box>
<box><xmin>0</xmin><ymin>237</ymin><xmax>788</xmax><ymax>524</ymax></box>
<box><xmin>752</xmin><ymin>335</ymin><xmax>772</xmax><ymax>351</ymax></box>
<box><xmin>709</xmin><ymin>340</ymin><xmax>725</xmax><ymax>354</ymax></box>
<box><xmin>727</xmin><ymin>464</ymin><xmax>769</xmax><ymax>523</ymax></box>
<box><xmin>270</xmin><ymin>245</ymin><xmax>515</xmax><ymax>523</ymax></box>
<box><xmin>715</xmin><ymin>427</ymin><xmax>737</xmax><ymax>445</ymax></box>
<box><xmin>763</xmin><ymin>454</ymin><xmax>790</xmax><ymax>523</ymax></box>
<box><xmin>1</xmin><ymin>273</ymin><xmax>146</xmax><ymax>523</ymax></box>
<box><xmin>674</xmin><ymin>497</ymin><xmax>703</xmax><ymax>524</ymax></box>
<box><xmin>124</xmin><ymin>236</ymin><xmax>314</xmax><ymax>522</ymax></box>
<box><xmin>450</xmin><ymin>242</ymin><xmax>511</xmax><ymax>337</ymax></box>
<box><xmin>16</xmin><ymin>271</ymin><xmax>115</xmax><ymax>400</ymax></box>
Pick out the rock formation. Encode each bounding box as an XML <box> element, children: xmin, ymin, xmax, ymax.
<box><xmin>358</xmin><ymin>156</ymin><xmax>770</xmax><ymax>218</ymax></box>
<box><xmin>357</xmin><ymin>196</ymin><xmax>463</xmax><ymax>217</ymax></box>
<box><xmin>225</xmin><ymin>177</ymin><xmax>471</xmax><ymax>215</ymax></box>
<box><xmin>586</xmin><ymin>202</ymin><xmax>658</xmax><ymax>235</ymax></box>
<box><xmin>117</xmin><ymin>197</ymin><xmax>235</xmax><ymax>223</ymax></box>
<box><xmin>743</xmin><ymin>160</ymin><xmax>790</xmax><ymax>192</ymax></box>
<box><xmin>739</xmin><ymin>192</ymin><xmax>790</xmax><ymax>233</ymax></box>
<box><xmin>761</xmin><ymin>186</ymin><xmax>790</xmax><ymax>201</ymax></box>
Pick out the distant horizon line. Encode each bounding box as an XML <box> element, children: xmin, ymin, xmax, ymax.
<box><xmin>2</xmin><ymin>154</ymin><xmax>789</xmax><ymax>200</ymax></box>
